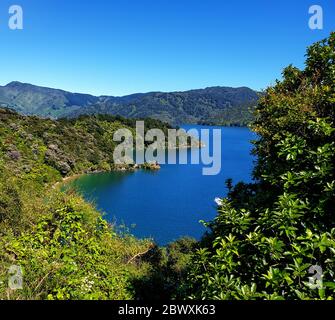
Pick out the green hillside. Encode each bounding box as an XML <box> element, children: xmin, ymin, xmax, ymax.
<box><xmin>0</xmin><ymin>109</ymin><xmax>191</xmax><ymax>299</ymax></box>
<box><xmin>183</xmin><ymin>33</ymin><xmax>335</xmax><ymax>300</ymax></box>
<box><xmin>0</xmin><ymin>33</ymin><xmax>334</xmax><ymax>301</ymax></box>
<box><xmin>0</xmin><ymin>83</ymin><xmax>259</xmax><ymax>126</ymax></box>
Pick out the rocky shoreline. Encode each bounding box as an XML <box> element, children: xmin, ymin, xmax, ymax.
<box><xmin>53</xmin><ymin>162</ymin><xmax>161</xmax><ymax>189</ymax></box>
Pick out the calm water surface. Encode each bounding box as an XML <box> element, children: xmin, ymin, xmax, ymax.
<box><xmin>69</xmin><ymin>126</ymin><xmax>256</xmax><ymax>245</ymax></box>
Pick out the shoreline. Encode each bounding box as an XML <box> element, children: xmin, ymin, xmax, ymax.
<box><xmin>54</xmin><ymin>142</ymin><xmax>205</xmax><ymax>189</ymax></box>
<box><xmin>53</xmin><ymin>173</ymin><xmax>84</xmax><ymax>189</ymax></box>
<box><xmin>53</xmin><ymin>162</ymin><xmax>162</xmax><ymax>189</ymax></box>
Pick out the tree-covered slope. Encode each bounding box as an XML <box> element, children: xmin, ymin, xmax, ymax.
<box><xmin>0</xmin><ymin>109</ymin><xmax>178</xmax><ymax>177</ymax></box>
<box><xmin>2</xmin><ymin>33</ymin><xmax>333</xmax><ymax>303</ymax></box>
<box><xmin>0</xmin><ymin>109</ymin><xmax>188</xmax><ymax>300</ymax></box>
<box><xmin>184</xmin><ymin>33</ymin><xmax>335</xmax><ymax>300</ymax></box>
<box><xmin>0</xmin><ymin>82</ymin><xmax>259</xmax><ymax>126</ymax></box>
<box><xmin>0</xmin><ymin>81</ymin><xmax>99</xmax><ymax>118</ymax></box>
<box><xmin>71</xmin><ymin>86</ymin><xmax>259</xmax><ymax>126</ymax></box>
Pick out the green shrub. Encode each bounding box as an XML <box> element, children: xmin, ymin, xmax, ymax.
<box><xmin>185</xmin><ymin>33</ymin><xmax>335</xmax><ymax>300</ymax></box>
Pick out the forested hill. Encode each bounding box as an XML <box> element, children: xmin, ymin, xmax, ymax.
<box><xmin>0</xmin><ymin>108</ymin><xmax>194</xmax><ymax>300</ymax></box>
<box><xmin>0</xmin><ymin>82</ymin><xmax>259</xmax><ymax>126</ymax></box>
<box><xmin>184</xmin><ymin>33</ymin><xmax>335</xmax><ymax>300</ymax></box>
<box><xmin>0</xmin><ymin>107</ymin><xmax>161</xmax><ymax>300</ymax></box>
<box><xmin>1</xmin><ymin>34</ymin><xmax>334</xmax><ymax>301</ymax></box>
<box><xmin>0</xmin><ymin>108</ymin><xmax>181</xmax><ymax>177</ymax></box>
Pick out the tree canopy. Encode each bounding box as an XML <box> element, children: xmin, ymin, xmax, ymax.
<box><xmin>185</xmin><ymin>33</ymin><xmax>335</xmax><ymax>300</ymax></box>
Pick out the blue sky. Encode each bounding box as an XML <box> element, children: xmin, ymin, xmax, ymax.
<box><xmin>0</xmin><ymin>0</ymin><xmax>334</xmax><ymax>96</ymax></box>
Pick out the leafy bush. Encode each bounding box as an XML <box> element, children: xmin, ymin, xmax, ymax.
<box><xmin>0</xmin><ymin>189</ymin><xmax>154</xmax><ymax>300</ymax></box>
<box><xmin>185</xmin><ymin>33</ymin><xmax>335</xmax><ymax>300</ymax></box>
<box><xmin>0</xmin><ymin>110</ymin><xmax>166</xmax><ymax>300</ymax></box>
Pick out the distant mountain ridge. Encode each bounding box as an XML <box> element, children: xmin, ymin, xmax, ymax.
<box><xmin>0</xmin><ymin>81</ymin><xmax>259</xmax><ymax>126</ymax></box>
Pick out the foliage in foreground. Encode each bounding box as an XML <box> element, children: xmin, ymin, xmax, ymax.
<box><xmin>1</xmin><ymin>34</ymin><xmax>334</xmax><ymax>301</ymax></box>
<box><xmin>0</xmin><ymin>112</ymin><xmax>172</xmax><ymax>300</ymax></box>
<box><xmin>0</xmin><ymin>108</ymin><xmax>199</xmax><ymax>300</ymax></box>
<box><xmin>185</xmin><ymin>33</ymin><xmax>335</xmax><ymax>300</ymax></box>
<box><xmin>0</xmin><ymin>190</ymin><xmax>152</xmax><ymax>300</ymax></box>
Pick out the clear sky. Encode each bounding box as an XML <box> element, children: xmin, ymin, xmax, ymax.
<box><xmin>0</xmin><ymin>0</ymin><xmax>334</xmax><ymax>96</ymax></box>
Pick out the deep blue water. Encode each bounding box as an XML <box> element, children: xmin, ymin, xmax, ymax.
<box><xmin>69</xmin><ymin>126</ymin><xmax>256</xmax><ymax>245</ymax></box>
